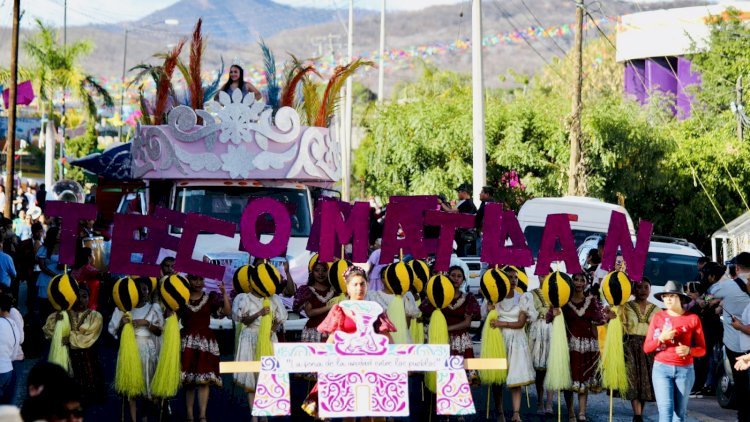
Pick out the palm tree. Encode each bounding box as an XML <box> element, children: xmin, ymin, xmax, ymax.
<box><xmin>22</xmin><ymin>18</ymin><xmax>113</xmax><ymax>129</ymax></box>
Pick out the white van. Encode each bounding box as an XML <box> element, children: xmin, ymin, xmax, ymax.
<box><xmin>516</xmin><ymin>196</ymin><xmax>635</xmax><ymax>290</ymax></box>
<box><xmin>577</xmin><ymin>236</ymin><xmax>704</xmax><ymax>304</ymax></box>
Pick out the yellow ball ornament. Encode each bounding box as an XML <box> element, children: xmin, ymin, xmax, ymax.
<box><xmin>426</xmin><ymin>274</ymin><xmax>455</xmax><ymax>309</ymax></box>
<box><xmin>541</xmin><ymin>271</ymin><xmax>573</xmax><ymax>308</ymax></box>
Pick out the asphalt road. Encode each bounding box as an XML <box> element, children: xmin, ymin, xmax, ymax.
<box><xmin>12</xmin><ymin>346</ymin><xmax>737</xmax><ymax>421</ymax></box>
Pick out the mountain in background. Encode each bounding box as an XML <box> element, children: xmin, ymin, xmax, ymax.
<box><xmin>0</xmin><ymin>0</ymin><xmax>712</xmax><ymax>97</ymax></box>
<box><xmin>132</xmin><ymin>0</ymin><xmax>369</xmax><ymax>40</ymax></box>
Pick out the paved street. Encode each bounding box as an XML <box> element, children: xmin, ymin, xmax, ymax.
<box><xmin>13</xmin><ymin>348</ymin><xmax>735</xmax><ymax>421</ymax></box>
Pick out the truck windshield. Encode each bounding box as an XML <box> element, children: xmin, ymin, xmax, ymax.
<box><xmin>643</xmin><ymin>252</ymin><xmax>699</xmax><ymax>287</ymax></box>
<box><xmin>174</xmin><ymin>186</ymin><xmax>311</xmax><ymax>237</ymax></box>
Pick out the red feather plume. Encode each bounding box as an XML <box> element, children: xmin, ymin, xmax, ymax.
<box><xmin>280</xmin><ymin>65</ymin><xmax>320</xmax><ymax>108</ymax></box>
<box><xmin>154</xmin><ymin>40</ymin><xmax>185</xmax><ymax>125</ymax></box>
<box><xmin>189</xmin><ymin>19</ymin><xmax>205</xmax><ymax>110</ymax></box>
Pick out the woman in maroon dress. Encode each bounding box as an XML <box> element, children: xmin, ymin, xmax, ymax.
<box><xmin>549</xmin><ymin>272</ymin><xmax>613</xmax><ymax>422</ymax></box>
<box><xmin>302</xmin><ymin>266</ymin><xmax>395</xmax><ymax>417</ymax></box>
<box><xmin>420</xmin><ymin>266</ymin><xmax>481</xmax><ymax>359</ymax></box>
<box><xmin>179</xmin><ymin>274</ymin><xmax>231</xmax><ymax>422</ymax></box>
<box><xmin>293</xmin><ymin>261</ymin><xmax>334</xmax><ymax>342</ymax></box>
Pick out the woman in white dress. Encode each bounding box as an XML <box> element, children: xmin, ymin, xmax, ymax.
<box><xmin>233</xmin><ymin>290</ymin><xmax>287</xmax><ymax>421</ymax></box>
<box><xmin>108</xmin><ymin>278</ymin><xmax>164</xmax><ymax>422</ymax></box>
<box><xmin>489</xmin><ymin>267</ymin><xmax>536</xmax><ymax>422</ymax></box>
<box><xmin>529</xmin><ymin>286</ymin><xmax>555</xmax><ymax>415</ymax></box>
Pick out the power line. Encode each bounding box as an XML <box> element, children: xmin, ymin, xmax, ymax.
<box><xmin>517</xmin><ymin>0</ymin><xmax>567</xmax><ymax>55</ymax></box>
<box><xmin>492</xmin><ymin>0</ymin><xmax>565</xmax><ymax>81</ymax></box>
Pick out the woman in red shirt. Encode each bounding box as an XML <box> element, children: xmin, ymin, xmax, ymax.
<box><xmin>643</xmin><ymin>281</ymin><xmax>706</xmax><ymax>422</ymax></box>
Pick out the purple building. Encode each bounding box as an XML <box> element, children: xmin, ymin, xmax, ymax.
<box><xmin>616</xmin><ymin>3</ymin><xmax>750</xmax><ymax>119</ymax></box>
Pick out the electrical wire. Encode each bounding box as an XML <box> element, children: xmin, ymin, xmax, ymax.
<box><xmin>492</xmin><ymin>0</ymin><xmax>565</xmax><ymax>81</ymax></box>
<box><xmin>516</xmin><ymin>0</ymin><xmax>567</xmax><ymax>55</ymax></box>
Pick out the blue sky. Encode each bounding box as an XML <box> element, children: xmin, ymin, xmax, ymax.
<box><xmin>12</xmin><ymin>0</ymin><xmax>465</xmax><ymax>27</ymax></box>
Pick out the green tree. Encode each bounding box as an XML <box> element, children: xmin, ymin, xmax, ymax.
<box><xmin>23</xmin><ymin>19</ymin><xmax>112</xmax><ymax>130</ymax></box>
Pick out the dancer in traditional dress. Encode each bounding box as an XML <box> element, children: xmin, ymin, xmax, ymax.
<box><xmin>621</xmin><ymin>278</ymin><xmax>658</xmax><ymax>422</ymax></box>
<box><xmin>489</xmin><ymin>267</ymin><xmax>536</xmax><ymax>422</ymax></box>
<box><xmin>549</xmin><ymin>272</ymin><xmax>613</xmax><ymax>421</ymax></box>
<box><xmin>529</xmin><ymin>284</ymin><xmax>554</xmax><ymax>416</ymax></box>
<box><xmin>420</xmin><ymin>265</ymin><xmax>481</xmax><ymax>362</ymax></box>
<box><xmin>43</xmin><ymin>286</ymin><xmax>105</xmax><ymax>405</ymax></box>
<box><xmin>233</xmin><ymin>286</ymin><xmax>287</xmax><ymax>421</ymax></box>
<box><xmin>178</xmin><ymin>275</ymin><xmax>231</xmax><ymax>422</ymax></box>
<box><xmin>302</xmin><ymin>266</ymin><xmax>395</xmax><ymax>417</ymax></box>
<box><xmin>109</xmin><ymin>279</ymin><xmax>164</xmax><ymax>422</ymax></box>
<box><xmin>293</xmin><ymin>261</ymin><xmax>334</xmax><ymax>343</ymax></box>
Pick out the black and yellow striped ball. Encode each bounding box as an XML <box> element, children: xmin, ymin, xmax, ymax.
<box><xmin>602</xmin><ymin>271</ymin><xmax>632</xmax><ymax>307</ymax></box>
<box><xmin>409</xmin><ymin>260</ymin><xmax>430</xmax><ymax>293</ymax></box>
<box><xmin>132</xmin><ymin>276</ymin><xmax>158</xmax><ymax>294</ymax></box>
<box><xmin>383</xmin><ymin>261</ymin><xmax>414</xmax><ymax>296</ymax></box>
<box><xmin>233</xmin><ymin>265</ymin><xmax>255</xmax><ymax>294</ymax></box>
<box><xmin>113</xmin><ymin>277</ymin><xmax>141</xmax><ymax>312</ymax></box>
<box><xmin>47</xmin><ymin>273</ymin><xmax>79</xmax><ymax>311</ymax></box>
<box><xmin>309</xmin><ymin>253</ymin><xmax>333</xmax><ymax>272</ymax></box>
<box><xmin>481</xmin><ymin>268</ymin><xmax>511</xmax><ymax>305</ymax></box>
<box><xmin>541</xmin><ymin>271</ymin><xmax>573</xmax><ymax>308</ymax></box>
<box><xmin>503</xmin><ymin>265</ymin><xmax>528</xmax><ymax>294</ymax></box>
<box><xmin>251</xmin><ymin>262</ymin><xmax>283</xmax><ymax>297</ymax></box>
<box><xmin>329</xmin><ymin>259</ymin><xmax>353</xmax><ymax>295</ymax></box>
<box><xmin>160</xmin><ymin>274</ymin><xmax>190</xmax><ymax>311</ymax></box>
<box><xmin>426</xmin><ymin>274</ymin><xmax>455</xmax><ymax>309</ymax></box>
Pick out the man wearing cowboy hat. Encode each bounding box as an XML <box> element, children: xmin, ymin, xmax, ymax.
<box><xmin>709</xmin><ymin>252</ymin><xmax>750</xmax><ymax>421</ymax></box>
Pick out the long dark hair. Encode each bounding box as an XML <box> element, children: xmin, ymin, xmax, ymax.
<box><xmin>307</xmin><ymin>261</ymin><xmax>330</xmax><ymax>286</ymax></box>
<box><xmin>73</xmin><ymin>247</ymin><xmax>92</xmax><ymax>270</ymax></box>
<box><xmin>221</xmin><ymin>64</ymin><xmax>245</xmax><ymax>94</ymax></box>
<box><xmin>44</xmin><ymin>226</ymin><xmax>59</xmax><ymax>259</ymax></box>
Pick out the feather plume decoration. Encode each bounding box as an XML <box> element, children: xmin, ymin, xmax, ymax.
<box><xmin>138</xmin><ymin>87</ymin><xmax>153</xmax><ymax>126</ymax></box>
<box><xmin>154</xmin><ymin>40</ymin><xmax>185</xmax><ymax>125</ymax></box>
<box><xmin>203</xmin><ymin>57</ymin><xmax>224</xmax><ymax>103</ymax></box>
<box><xmin>259</xmin><ymin>39</ymin><xmax>280</xmax><ymax>110</ymax></box>
<box><xmin>300</xmin><ymin>78</ymin><xmax>320</xmax><ymax>126</ymax></box>
<box><xmin>127</xmin><ymin>63</ymin><xmax>162</xmax><ymax>89</ymax></box>
<box><xmin>280</xmin><ymin>64</ymin><xmax>320</xmax><ymax>108</ymax></box>
<box><xmin>189</xmin><ymin>19</ymin><xmax>204</xmax><ymax>110</ymax></box>
<box><xmin>314</xmin><ymin>58</ymin><xmax>374</xmax><ymax>127</ymax></box>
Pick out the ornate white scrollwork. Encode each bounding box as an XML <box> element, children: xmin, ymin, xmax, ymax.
<box><xmin>132</xmin><ymin>95</ymin><xmax>340</xmax><ymax>181</ymax></box>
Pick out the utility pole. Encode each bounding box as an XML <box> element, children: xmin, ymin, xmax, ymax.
<box><xmin>737</xmin><ymin>76</ymin><xmax>744</xmax><ymax>142</ymax></box>
<box><xmin>60</xmin><ymin>0</ymin><xmax>68</xmax><ymax>180</ymax></box>
<box><xmin>5</xmin><ymin>0</ymin><xmax>20</xmax><ymax>218</ymax></box>
<box><xmin>568</xmin><ymin>0</ymin><xmax>585</xmax><ymax>196</ymax></box>
<box><xmin>342</xmin><ymin>0</ymin><xmax>354</xmax><ymax>201</ymax></box>
<box><xmin>119</xmin><ymin>28</ymin><xmax>129</xmax><ymax>142</ymax></box>
<box><xmin>377</xmin><ymin>0</ymin><xmax>386</xmax><ymax>102</ymax></box>
<box><xmin>471</xmin><ymin>0</ymin><xmax>486</xmax><ymax>206</ymax></box>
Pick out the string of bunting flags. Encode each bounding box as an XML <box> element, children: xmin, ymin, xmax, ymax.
<box><xmin>105</xmin><ymin>15</ymin><xmax>618</xmax><ymax>107</ymax></box>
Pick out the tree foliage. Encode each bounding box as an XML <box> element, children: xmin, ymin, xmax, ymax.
<box><xmin>354</xmin><ymin>27</ymin><xmax>750</xmax><ymax>250</ymax></box>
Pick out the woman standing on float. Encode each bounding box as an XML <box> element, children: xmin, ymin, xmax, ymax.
<box><xmin>216</xmin><ymin>64</ymin><xmax>262</xmax><ymax>101</ymax></box>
